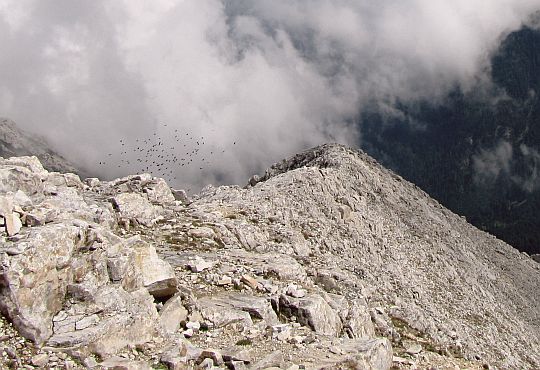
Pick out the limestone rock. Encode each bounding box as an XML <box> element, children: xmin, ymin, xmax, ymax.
<box><xmin>196</xmin><ymin>297</ymin><xmax>253</xmax><ymax>329</ymax></box>
<box><xmin>0</xmin><ymin>224</ymin><xmax>83</xmax><ymax>343</ymax></box>
<box><xmin>240</xmin><ymin>274</ymin><xmax>259</xmax><ymax>290</ymax></box>
<box><xmin>217</xmin><ymin>276</ymin><xmax>232</xmax><ymax>286</ymax></box>
<box><xmin>128</xmin><ymin>237</ymin><xmax>177</xmax><ymax>298</ymax></box>
<box><xmin>221</xmin><ymin>348</ymin><xmax>252</xmax><ymax>364</ymax></box>
<box><xmin>188</xmin><ymin>256</ymin><xmax>214</xmax><ymax>273</ymax></box>
<box><xmin>48</xmin><ymin>287</ymin><xmax>163</xmax><ymax>357</ymax></box>
<box><xmin>344</xmin><ymin>299</ymin><xmax>375</xmax><ymax>339</ymax></box>
<box><xmin>325</xmin><ymin>338</ymin><xmax>393</xmax><ymax>370</ymax></box>
<box><xmin>0</xmin><ymin>195</ymin><xmax>13</xmax><ymax>217</ymax></box>
<box><xmin>251</xmin><ymin>350</ymin><xmax>284</xmax><ymax>370</ymax></box>
<box><xmin>160</xmin><ymin>341</ymin><xmax>204</xmax><ymax>368</ymax></box>
<box><xmin>0</xmin><ymin>157</ymin><xmax>48</xmax><ymax>197</ymax></box>
<box><xmin>0</xmin><ymin>196</ymin><xmax>23</xmax><ymax>236</ymax></box>
<box><xmin>188</xmin><ymin>227</ymin><xmax>215</xmax><ymax>240</ymax></box>
<box><xmin>31</xmin><ymin>353</ymin><xmax>49</xmax><ymax>367</ymax></box>
<box><xmin>143</xmin><ymin>178</ymin><xmax>175</xmax><ymax>204</ymax></box>
<box><xmin>12</xmin><ymin>189</ymin><xmax>32</xmax><ymax>207</ymax></box>
<box><xmin>197</xmin><ymin>348</ymin><xmax>224</xmax><ymax>366</ymax></box>
<box><xmin>171</xmin><ymin>188</ymin><xmax>189</xmax><ymax>203</ymax></box>
<box><xmin>279</xmin><ymin>294</ymin><xmax>342</xmax><ymax>337</ymax></box>
<box><xmin>160</xmin><ymin>344</ymin><xmax>189</xmax><ymax>369</ymax></box>
<box><xmin>111</xmin><ymin>193</ymin><xmax>160</xmax><ymax>226</ymax></box>
<box><xmin>4</xmin><ymin>211</ymin><xmax>22</xmax><ymax>236</ymax></box>
<box><xmin>208</xmin><ymin>293</ymin><xmax>279</xmax><ymax>326</ymax></box>
<box><xmin>1</xmin><ymin>144</ymin><xmax>540</xmax><ymax>369</ymax></box>
<box><xmin>100</xmin><ymin>356</ymin><xmax>152</xmax><ymax>370</ymax></box>
<box><xmin>160</xmin><ymin>294</ymin><xmax>188</xmax><ymax>334</ymax></box>
<box><xmin>285</xmin><ymin>283</ymin><xmax>306</xmax><ymax>298</ymax></box>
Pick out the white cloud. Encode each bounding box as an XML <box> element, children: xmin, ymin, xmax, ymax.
<box><xmin>473</xmin><ymin>141</ymin><xmax>513</xmax><ymax>183</ymax></box>
<box><xmin>0</xmin><ymin>0</ymin><xmax>538</xmax><ymax>189</ymax></box>
<box><xmin>473</xmin><ymin>142</ymin><xmax>540</xmax><ymax>192</ymax></box>
<box><xmin>515</xmin><ymin>144</ymin><xmax>540</xmax><ymax>192</ymax></box>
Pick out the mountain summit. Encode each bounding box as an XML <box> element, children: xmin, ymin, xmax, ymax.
<box><xmin>0</xmin><ymin>144</ymin><xmax>539</xmax><ymax>369</ymax></box>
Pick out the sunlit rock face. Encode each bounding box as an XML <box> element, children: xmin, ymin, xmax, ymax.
<box><xmin>0</xmin><ymin>145</ymin><xmax>539</xmax><ymax>369</ymax></box>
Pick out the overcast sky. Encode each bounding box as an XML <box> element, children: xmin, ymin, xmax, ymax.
<box><xmin>0</xmin><ymin>1</ymin><xmax>539</xmax><ymax>190</ymax></box>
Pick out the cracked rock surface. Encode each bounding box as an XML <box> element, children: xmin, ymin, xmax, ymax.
<box><xmin>0</xmin><ymin>144</ymin><xmax>539</xmax><ymax>369</ymax></box>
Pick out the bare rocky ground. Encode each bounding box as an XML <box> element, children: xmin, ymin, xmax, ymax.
<box><xmin>0</xmin><ymin>144</ymin><xmax>539</xmax><ymax>369</ymax></box>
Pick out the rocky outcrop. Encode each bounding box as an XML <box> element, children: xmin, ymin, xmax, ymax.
<box><xmin>1</xmin><ymin>144</ymin><xmax>539</xmax><ymax>369</ymax></box>
<box><xmin>0</xmin><ymin>118</ymin><xmax>82</xmax><ymax>176</ymax></box>
<box><xmin>278</xmin><ymin>294</ymin><xmax>342</xmax><ymax>337</ymax></box>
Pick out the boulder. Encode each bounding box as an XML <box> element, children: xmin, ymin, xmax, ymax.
<box><xmin>111</xmin><ymin>193</ymin><xmax>160</xmax><ymax>226</ymax></box>
<box><xmin>206</xmin><ymin>293</ymin><xmax>279</xmax><ymax>326</ymax></box>
<box><xmin>187</xmin><ymin>256</ymin><xmax>214</xmax><ymax>273</ymax></box>
<box><xmin>5</xmin><ymin>211</ymin><xmax>22</xmax><ymax>236</ymax></box>
<box><xmin>197</xmin><ymin>348</ymin><xmax>224</xmax><ymax>366</ymax></box>
<box><xmin>344</xmin><ymin>299</ymin><xmax>375</xmax><ymax>339</ymax></box>
<box><xmin>48</xmin><ymin>287</ymin><xmax>163</xmax><ymax>357</ymax></box>
<box><xmin>3</xmin><ymin>156</ymin><xmax>48</xmax><ymax>177</ymax></box>
<box><xmin>12</xmin><ymin>190</ymin><xmax>32</xmax><ymax>207</ymax></box>
<box><xmin>0</xmin><ymin>196</ymin><xmax>22</xmax><ymax>236</ymax></box>
<box><xmin>0</xmin><ymin>157</ymin><xmax>45</xmax><ymax>195</ymax></box>
<box><xmin>279</xmin><ymin>294</ymin><xmax>342</xmax><ymax>337</ymax></box>
<box><xmin>240</xmin><ymin>274</ymin><xmax>260</xmax><ymax>290</ymax></box>
<box><xmin>251</xmin><ymin>350</ymin><xmax>284</xmax><ymax>370</ymax></box>
<box><xmin>160</xmin><ymin>344</ymin><xmax>188</xmax><ymax>369</ymax></box>
<box><xmin>0</xmin><ymin>196</ymin><xmax>13</xmax><ymax>217</ymax></box>
<box><xmin>160</xmin><ymin>294</ymin><xmax>188</xmax><ymax>334</ymax></box>
<box><xmin>171</xmin><ymin>189</ymin><xmax>189</xmax><ymax>203</ymax></box>
<box><xmin>160</xmin><ymin>343</ymin><xmax>191</xmax><ymax>369</ymax></box>
<box><xmin>31</xmin><ymin>353</ymin><xmax>49</xmax><ymax>367</ymax></box>
<box><xmin>188</xmin><ymin>227</ymin><xmax>215</xmax><ymax>239</ymax></box>
<box><xmin>329</xmin><ymin>338</ymin><xmax>393</xmax><ymax>370</ymax></box>
<box><xmin>0</xmin><ymin>224</ymin><xmax>82</xmax><ymax>343</ymax></box>
<box><xmin>66</xmin><ymin>250</ymin><xmax>110</xmax><ymax>301</ymax></box>
<box><xmin>128</xmin><ymin>237</ymin><xmax>177</xmax><ymax>298</ymax></box>
<box><xmin>196</xmin><ymin>297</ymin><xmax>253</xmax><ymax>329</ymax></box>
<box><xmin>143</xmin><ymin>178</ymin><xmax>175</xmax><ymax>204</ymax></box>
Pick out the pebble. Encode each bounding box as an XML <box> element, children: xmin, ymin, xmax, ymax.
<box><xmin>198</xmin><ymin>348</ymin><xmax>224</xmax><ymax>366</ymax></box>
<box><xmin>405</xmin><ymin>343</ymin><xmax>423</xmax><ymax>355</ymax></box>
<box><xmin>5</xmin><ymin>346</ymin><xmax>16</xmax><ymax>358</ymax></box>
<box><xmin>217</xmin><ymin>276</ymin><xmax>232</xmax><ymax>285</ymax></box>
<box><xmin>189</xmin><ymin>256</ymin><xmax>214</xmax><ymax>273</ymax></box>
<box><xmin>186</xmin><ymin>321</ymin><xmax>201</xmax><ymax>332</ymax></box>
<box><xmin>83</xmin><ymin>356</ymin><xmax>98</xmax><ymax>368</ymax></box>
<box><xmin>240</xmin><ymin>274</ymin><xmax>259</xmax><ymax>290</ymax></box>
<box><xmin>286</xmin><ymin>283</ymin><xmax>306</xmax><ymax>298</ymax></box>
<box><xmin>31</xmin><ymin>353</ymin><xmax>49</xmax><ymax>367</ymax></box>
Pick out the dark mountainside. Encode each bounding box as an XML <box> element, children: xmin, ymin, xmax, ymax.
<box><xmin>359</xmin><ymin>26</ymin><xmax>540</xmax><ymax>255</ymax></box>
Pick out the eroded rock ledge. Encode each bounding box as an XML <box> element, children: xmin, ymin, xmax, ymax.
<box><xmin>1</xmin><ymin>145</ymin><xmax>539</xmax><ymax>369</ymax></box>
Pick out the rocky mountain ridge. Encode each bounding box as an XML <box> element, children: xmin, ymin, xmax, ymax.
<box><xmin>0</xmin><ymin>144</ymin><xmax>539</xmax><ymax>369</ymax></box>
<box><xmin>0</xmin><ymin>118</ymin><xmax>82</xmax><ymax>176</ymax></box>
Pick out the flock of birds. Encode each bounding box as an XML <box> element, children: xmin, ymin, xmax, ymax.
<box><xmin>97</xmin><ymin>124</ymin><xmax>236</xmax><ymax>185</ymax></box>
